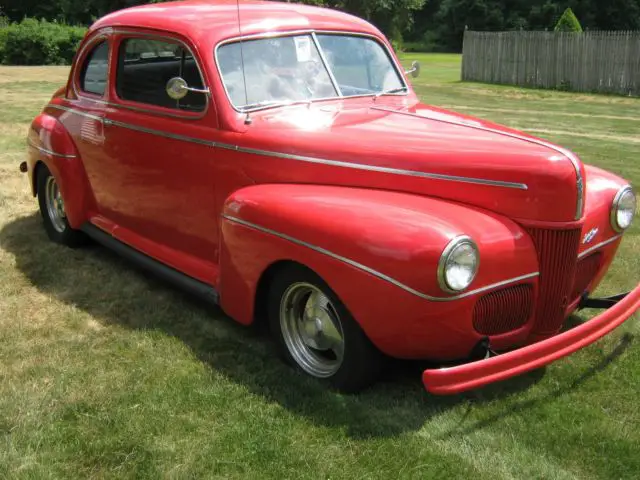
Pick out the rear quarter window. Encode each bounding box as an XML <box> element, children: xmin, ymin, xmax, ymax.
<box><xmin>80</xmin><ymin>41</ymin><xmax>110</xmax><ymax>96</ymax></box>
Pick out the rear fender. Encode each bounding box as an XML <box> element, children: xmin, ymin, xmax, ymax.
<box><xmin>219</xmin><ymin>184</ymin><xmax>539</xmax><ymax>359</ymax></box>
<box><xmin>28</xmin><ymin>113</ymin><xmax>96</xmax><ymax>228</ymax></box>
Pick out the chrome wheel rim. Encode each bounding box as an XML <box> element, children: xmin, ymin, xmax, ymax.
<box><xmin>45</xmin><ymin>176</ymin><xmax>66</xmax><ymax>233</ymax></box>
<box><xmin>280</xmin><ymin>283</ymin><xmax>345</xmax><ymax>378</ymax></box>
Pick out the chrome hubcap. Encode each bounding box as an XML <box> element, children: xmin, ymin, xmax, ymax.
<box><xmin>280</xmin><ymin>283</ymin><xmax>345</xmax><ymax>378</ymax></box>
<box><xmin>45</xmin><ymin>176</ymin><xmax>66</xmax><ymax>233</ymax></box>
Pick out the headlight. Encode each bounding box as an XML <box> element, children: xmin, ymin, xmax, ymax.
<box><xmin>611</xmin><ymin>186</ymin><xmax>636</xmax><ymax>232</ymax></box>
<box><xmin>438</xmin><ymin>236</ymin><xmax>480</xmax><ymax>293</ymax></box>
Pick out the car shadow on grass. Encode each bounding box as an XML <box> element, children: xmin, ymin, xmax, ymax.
<box><xmin>1</xmin><ymin>213</ymin><xmax>631</xmax><ymax>439</ymax></box>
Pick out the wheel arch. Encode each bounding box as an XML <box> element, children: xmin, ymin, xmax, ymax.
<box><xmin>28</xmin><ymin>112</ymin><xmax>96</xmax><ymax>228</ymax></box>
<box><xmin>253</xmin><ymin>259</ymin><xmax>304</xmax><ymax>331</ymax></box>
<box><xmin>31</xmin><ymin>160</ymin><xmax>47</xmax><ymax>197</ymax></box>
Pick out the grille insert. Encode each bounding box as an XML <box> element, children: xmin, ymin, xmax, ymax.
<box><xmin>571</xmin><ymin>253</ymin><xmax>603</xmax><ymax>302</ymax></box>
<box><xmin>527</xmin><ymin>228</ymin><xmax>581</xmax><ymax>336</ymax></box>
<box><xmin>473</xmin><ymin>284</ymin><xmax>534</xmax><ymax>335</ymax></box>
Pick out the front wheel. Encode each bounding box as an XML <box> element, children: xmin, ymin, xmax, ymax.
<box><xmin>37</xmin><ymin>165</ymin><xmax>87</xmax><ymax>247</ymax></box>
<box><xmin>269</xmin><ymin>264</ymin><xmax>382</xmax><ymax>393</ymax></box>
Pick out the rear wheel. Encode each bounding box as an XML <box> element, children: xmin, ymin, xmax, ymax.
<box><xmin>37</xmin><ymin>165</ymin><xmax>87</xmax><ymax>247</ymax></box>
<box><xmin>269</xmin><ymin>264</ymin><xmax>382</xmax><ymax>392</ymax></box>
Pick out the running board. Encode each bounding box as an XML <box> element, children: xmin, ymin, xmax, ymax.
<box><xmin>81</xmin><ymin>223</ymin><xmax>219</xmax><ymax>305</ymax></box>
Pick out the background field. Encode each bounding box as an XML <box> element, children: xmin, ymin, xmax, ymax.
<box><xmin>0</xmin><ymin>55</ymin><xmax>639</xmax><ymax>479</ymax></box>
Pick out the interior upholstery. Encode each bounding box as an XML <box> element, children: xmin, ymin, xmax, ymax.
<box><xmin>116</xmin><ymin>57</ymin><xmax>206</xmax><ymax>112</ymax></box>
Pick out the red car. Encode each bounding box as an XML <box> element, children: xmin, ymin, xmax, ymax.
<box><xmin>22</xmin><ymin>0</ymin><xmax>638</xmax><ymax>394</ymax></box>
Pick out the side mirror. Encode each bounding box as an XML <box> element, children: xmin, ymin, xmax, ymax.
<box><xmin>405</xmin><ymin>61</ymin><xmax>421</xmax><ymax>79</ymax></box>
<box><xmin>166</xmin><ymin>77</ymin><xmax>209</xmax><ymax>100</ymax></box>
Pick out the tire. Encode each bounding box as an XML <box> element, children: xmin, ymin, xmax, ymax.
<box><xmin>36</xmin><ymin>165</ymin><xmax>87</xmax><ymax>247</ymax></box>
<box><xmin>268</xmin><ymin>264</ymin><xmax>382</xmax><ymax>393</ymax></box>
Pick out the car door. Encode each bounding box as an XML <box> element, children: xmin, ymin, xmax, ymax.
<box><xmin>100</xmin><ymin>31</ymin><xmax>220</xmax><ymax>283</ymax></box>
<box><xmin>62</xmin><ymin>34</ymin><xmax>111</xmax><ymax>206</ymax></box>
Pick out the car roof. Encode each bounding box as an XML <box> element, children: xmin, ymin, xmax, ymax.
<box><xmin>90</xmin><ymin>0</ymin><xmax>381</xmax><ymax>45</ymax></box>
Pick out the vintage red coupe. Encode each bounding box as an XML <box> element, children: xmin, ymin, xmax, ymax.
<box><xmin>22</xmin><ymin>0</ymin><xmax>638</xmax><ymax>394</ymax></box>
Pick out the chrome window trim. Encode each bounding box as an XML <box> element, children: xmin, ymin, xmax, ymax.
<box><xmin>310</xmin><ymin>32</ymin><xmax>342</xmax><ymax>97</ymax></box>
<box><xmin>75</xmin><ymin>29</ymin><xmax>211</xmax><ymax>120</ymax></box>
<box><xmin>223</xmin><ymin>215</ymin><xmax>539</xmax><ymax>302</ymax></box>
<box><xmin>610</xmin><ymin>185</ymin><xmax>635</xmax><ymax>233</ymax></box>
<box><xmin>213</xmin><ymin>29</ymin><xmax>409</xmax><ymax>114</ymax></box>
<box><xmin>578</xmin><ymin>234</ymin><xmax>623</xmax><ymax>259</ymax></box>
<box><xmin>89</xmin><ymin>97</ymin><xmax>210</xmax><ymax>120</ymax></box>
<box><xmin>437</xmin><ymin>235</ymin><xmax>479</xmax><ymax>293</ymax></box>
<box><xmin>47</xmin><ymin>103</ymin><xmax>529</xmax><ymax>189</ymax></box>
<box><xmin>72</xmin><ymin>32</ymin><xmax>112</xmax><ymax>100</ymax></box>
<box><xmin>27</xmin><ymin>138</ymin><xmax>77</xmax><ymax>159</ymax></box>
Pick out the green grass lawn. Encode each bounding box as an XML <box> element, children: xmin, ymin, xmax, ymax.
<box><xmin>1</xmin><ymin>57</ymin><xmax>639</xmax><ymax>479</ymax></box>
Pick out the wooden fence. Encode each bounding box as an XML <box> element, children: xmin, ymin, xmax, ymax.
<box><xmin>461</xmin><ymin>30</ymin><xmax>640</xmax><ymax>96</ymax></box>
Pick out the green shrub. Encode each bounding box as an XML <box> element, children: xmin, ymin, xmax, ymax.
<box><xmin>554</xmin><ymin>8</ymin><xmax>583</xmax><ymax>33</ymax></box>
<box><xmin>0</xmin><ymin>18</ymin><xmax>87</xmax><ymax>66</ymax></box>
<box><xmin>391</xmin><ymin>39</ymin><xmax>404</xmax><ymax>53</ymax></box>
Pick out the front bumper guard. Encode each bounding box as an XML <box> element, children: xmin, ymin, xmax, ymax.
<box><xmin>422</xmin><ymin>283</ymin><xmax>640</xmax><ymax>395</ymax></box>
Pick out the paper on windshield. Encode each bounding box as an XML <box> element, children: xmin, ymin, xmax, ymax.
<box><xmin>294</xmin><ymin>36</ymin><xmax>312</xmax><ymax>62</ymax></box>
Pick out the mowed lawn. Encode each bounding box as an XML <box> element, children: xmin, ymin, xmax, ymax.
<box><xmin>0</xmin><ymin>56</ymin><xmax>639</xmax><ymax>479</ymax></box>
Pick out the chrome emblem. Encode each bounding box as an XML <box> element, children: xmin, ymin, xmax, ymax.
<box><xmin>583</xmin><ymin>228</ymin><xmax>599</xmax><ymax>245</ymax></box>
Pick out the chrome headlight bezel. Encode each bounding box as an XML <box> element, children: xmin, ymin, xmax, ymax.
<box><xmin>437</xmin><ymin>236</ymin><xmax>480</xmax><ymax>294</ymax></box>
<box><xmin>610</xmin><ymin>186</ymin><xmax>636</xmax><ymax>233</ymax></box>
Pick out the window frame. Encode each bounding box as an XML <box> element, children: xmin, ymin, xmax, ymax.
<box><xmin>78</xmin><ymin>39</ymin><xmax>110</xmax><ymax>97</ymax></box>
<box><xmin>73</xmin><ymin>33</ymin><xmax>112</xmax><ymax>100</ymax></box>
<box><xmin>214</xmin><ymin>30</ymin><xmax>409</xmax><ymax>114</ymax></box>
<box><xmin>111</xmin><ymin>30</ymin><xmax>210</xmax><ymax>120</ymax></box>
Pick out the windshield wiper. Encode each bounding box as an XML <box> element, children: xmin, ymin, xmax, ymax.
<box><xmin>240</xmin><ymin>99</ymin><xmax>313</xmax><ymax>113</ymax></box>
<box><xmin>374</xmin><ymin>86</ymin><xmax>408</xmax><ymax>98</ymax></box>
<box><xmin>240</xmin><ymin>100</ymin><xmax>287</xmax><ymax>112</ymax></box>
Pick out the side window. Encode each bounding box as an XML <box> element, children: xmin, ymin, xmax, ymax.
<box><xmin>116</xmin><ymin>38</ymin><xmax>206</xmax><ymax>112</ymax></box>
<box><xmin>80</xmin><ymin>41</ymin><xmax>110</xmax><ymax>96</ymax></box>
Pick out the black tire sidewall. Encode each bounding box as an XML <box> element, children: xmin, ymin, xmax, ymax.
<box><xmin>268</xmin><ymin>264</ymin><xmax>382</xmax><ymax>393</ymax></box>
<box><xmin>36</xmin><ymin>166</ymin><xmax>86</xmax><ymax>247</ymax></box>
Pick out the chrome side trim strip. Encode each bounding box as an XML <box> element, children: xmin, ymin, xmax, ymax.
<box><xmin>223</xmin><ymin>215</ymin><xmax>539</xmax><ymax>302</ymax></box>
<box><xmin>27</xmin><ymin>138</ymin><xmax>77</xmax><ymax>158</ymax></box>
<box><xmin>47</xmin><ymin>104</ymin><xmax>104</xmax><ymax>122</ymax></box>
<box><xmin>104</xmin><ymin>118</ymin><xmax>214</xmax><ymax>146</ymax></box>
<box><xmin>372</xmin><ymin>106</ymin><xmax>583</xmax><ymax>215</ymax></box>
<box><xmin>578</xmin><ymin>234</ymin><xmax>623</xmax><ymax>259</ymax></box>
<box><xmin>215</xmin><ymin>143</ymin><xmax>529</xmax><ymax>189</ymax></box>
<box><xmin>47</xmin><ymin>104</ymin><xmax>529</xmax><ymax>189</ymax></box>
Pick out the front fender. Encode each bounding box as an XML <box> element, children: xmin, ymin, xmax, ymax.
<box><xmin>27</xmin><ymin>113</ymin><xmax>95</xmax><ymax>228</ymax></box>
<box><xmin>219</xmin><ymin>184</ymin><xmax>539</xmax><ymax>359</ymax></box>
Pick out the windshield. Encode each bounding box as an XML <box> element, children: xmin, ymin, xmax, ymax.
<box><xmin>216</xmin><ymin>33</ymin><xmax>406</xmax><ymax>111</ymax></box>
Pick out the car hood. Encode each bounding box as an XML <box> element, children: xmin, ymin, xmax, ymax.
<box><xmin>237</xmin><ymin>101</ymin><xmax>584</xmax><ymax>223</ymax></box>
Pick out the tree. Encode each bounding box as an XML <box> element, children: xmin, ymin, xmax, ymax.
<box><xmin>554</xmin><ymin>7</ymin><xmax>583</xmax><ymax>32</ymax></box>
<box><xmin>293</xmin><ymin>0</ymin><xmax>427</xmax><ymax>44</ymax></box>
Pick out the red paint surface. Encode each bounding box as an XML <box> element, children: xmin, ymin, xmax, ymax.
<box><xmin>423</xmin><ymin>282</ymin><xmax>640</xmax><ymax>395</ymax></box>
<box><xmin>24</xmin><ymin>0</ymin><xmax>637</xmax><ymax>392</ymax></box>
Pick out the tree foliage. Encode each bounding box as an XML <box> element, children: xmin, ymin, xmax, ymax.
<box><xmin>554</xmin><ymin>7</ymin><xmax>583</xmax><ymax>32</ymax></box>
<box><xmin>0</xmin><ymin>18</ymin><xmax>86</xmax><ymax>65</ymax></box>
